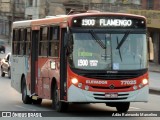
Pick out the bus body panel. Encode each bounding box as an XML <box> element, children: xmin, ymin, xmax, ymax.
<box><xmin>37</xmin><ymin>57</ymin><xmax>60</xmax><ymax>99</ymax></box>
<box><xmin>11</xmin><ymin>56</ymin><xmax>30</xmax><ymax>94</ymax></box>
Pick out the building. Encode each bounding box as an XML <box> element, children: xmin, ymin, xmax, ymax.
<box><xmin>142</xmin><ymin>0</ymin><xmax>160</xmax><ymax>64</ymax></box>
<box><xmin>128</xmin><ymin>0</ymin><xmax>160</xmax><ymax>64</ymax></box>
<box><xmin>25</xmin><ymin>0</ymin><xmax>89</xmax><ymax>19</ymax></box>
<box><xmin>24</xmin><ymin>0</ymin><xmax>160</xmax><ymax>64</ymax></box>
<box><xmin>0</xmin><ymin>0</ymin><xmax>25</xmax><ymax>40</ymax></box>
<box><xmin>0</xmin><ymin>0</ymin><xmax>11</xmax><ymax>37</ymax></box>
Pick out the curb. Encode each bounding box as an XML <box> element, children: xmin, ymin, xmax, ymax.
<box><xmin>149</xmin><ymin>88</ymin><xmax>160</xmax><ymax>95</ymax></box>
<box><xmin>149</xmin><ymin>70</ymin><xmax>160</xmax><ymax>73</ymax></box>
<box><xmin>149</xmin><ymin>87</ymin><xmax>160</xmax><ymax>91</ymax></box>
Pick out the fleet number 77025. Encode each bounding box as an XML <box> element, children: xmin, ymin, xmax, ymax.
<box><xmin>121</xmin><ymin>80</ymin><xmax>136</xmax><ymax>85</ymax></box>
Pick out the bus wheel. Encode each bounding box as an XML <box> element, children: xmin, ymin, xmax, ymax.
<box><xmin>116</xmin><ymin>102</ymin><xmax>130</xmax><ymax>112</ymax></box>
<box><xmin>52</xmin><ymin>84</ymin><xmax>68</xmax><ymax>112</ymax></box>
<box><xmin>32</xmin><ymin>98</ymin><xmax>42</xmax><ymax>105</ymax></box>
<box><xmin>22</xmin><ymin>78</ymin><xmax>32</xmax><ymax>104</ymax></box>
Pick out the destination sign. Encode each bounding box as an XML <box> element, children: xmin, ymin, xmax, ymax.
<box><xmin>72</xmin><ymin>16</ymin><xmax>146</xmax><ymax>28</ymax></box>
<box><xmin>99</xmin><ymin>19</ymin><xmax>132</xmax><ymax>27</ymax></box>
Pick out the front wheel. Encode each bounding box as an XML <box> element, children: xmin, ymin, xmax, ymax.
<box><xmin>22</xmin><ymin>77</ymin><xmax>32</xmax><ymax>104</ymax></box>
<box><xmin>116</xmin><ymin>102</ymin><xmax>130</xmax><ymax>112</ymax></box>
<box><xmin>52</xmin><ymin>84</ymin><xmax>68</xmax><ymax>112</ymax></box>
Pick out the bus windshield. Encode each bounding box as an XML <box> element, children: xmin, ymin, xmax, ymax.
<box><xmin>68</xmin><ymin>30</ymin><xmax>147</xmax><ymax>70</ymax></box>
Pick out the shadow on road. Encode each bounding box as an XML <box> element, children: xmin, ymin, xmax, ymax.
<box><xmin>149</xmin><ymin>89</ymin><xmax>160</xmax><ymax>95</ymax></box>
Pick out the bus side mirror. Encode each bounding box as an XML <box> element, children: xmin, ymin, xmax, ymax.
<box><xmin>148</xmin><ymin>37</ymin><xmax>154</xmax><ymax>61</ymax></box>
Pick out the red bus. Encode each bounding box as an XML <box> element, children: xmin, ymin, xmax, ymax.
<box><xmin>11</xmin><ymin>10</ymin><xmax>148</xmax><ymax>112</ymax></box>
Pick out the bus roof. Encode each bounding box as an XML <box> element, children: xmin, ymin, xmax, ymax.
<box><xmin>12</xmin><ymin>11</ymin><xmax>146</xmax><ymax>29</ymax></box>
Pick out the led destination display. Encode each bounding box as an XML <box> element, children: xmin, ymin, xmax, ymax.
<box><xmin>72</xmin><ymin>16</ymin><xmax>146</xmax><ymax>28</ymax></box>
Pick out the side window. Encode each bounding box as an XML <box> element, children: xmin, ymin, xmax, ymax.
<box><xmin>26</xmin><ymin>28</ymin><xmax>31</xmax><ymax>55</ymax></box>
<box><xmin>17</xmin><ymin>29</ymin><xmax>21</xmax><ymax>55</ymax></box>
<box><xmin>19</xmin><ymin>29</ymin><xmax>24</xmax><ymax>55</ymax></box>
<box><xmin>39</xmin><ymin>27</ymin><xmax>48</xmax><ymax>56</ymax></box>
<box><xmin>12</xmin><ymin>29</ymin><xmax>20</xmax><ymax>55</ymax></box>
<box><xmin>12</xmin><ymin>29</ymin><xmax>16</xmax><ymax>55</ymax></box>
<box><xmin>48</xmin><ymin>26</ymin><xmax>59</xmax><ymax>57</ymax></box>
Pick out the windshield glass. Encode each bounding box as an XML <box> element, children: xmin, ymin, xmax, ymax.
<box><xmin>68</xmin><ymin>31</ymin><xmax>147</xmax><ymax>70</ymax></box>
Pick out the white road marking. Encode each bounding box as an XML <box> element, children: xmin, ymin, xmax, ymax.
<box><xmin>15</xmin><ymin>105</ymin><xmax>37</xmax><ymax>111</ymax></box>
<box><xmin>130</xmin><ymin>106</ymin><xmax>141</xmax><ymax>110</ymax></box>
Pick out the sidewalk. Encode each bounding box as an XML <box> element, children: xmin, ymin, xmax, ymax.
<box><xmin>149</xmin><ymin>62</ymin><xmax>160</xmax><ymax>73</ymax></box>
<box><xmin>149</xmin><ymin>62</ymin><xmax>160</xmax><ymax>93</ymax></box>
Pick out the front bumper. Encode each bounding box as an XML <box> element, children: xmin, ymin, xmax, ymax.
<box><xmin>68</xmin><ymin>85</ymin><xmax>148</xmax><ymax>102</ymax></box>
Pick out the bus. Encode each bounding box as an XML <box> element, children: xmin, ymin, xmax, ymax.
<box><xmin>11</xmin><ymin>10</ymin><xmax>149</xmax><ymax>112</ymax></box>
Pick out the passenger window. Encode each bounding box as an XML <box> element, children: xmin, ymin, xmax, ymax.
<box><xmin>48</xmin><ymin>26</ymin><xmax>59</xmax><ymax>57</ymax></box>
<box><xmin>39</xmin><ymin>27</ymin><xmax>48</xmax><ymax>56</ymax></box>
<box><xmin>27</xmin><ymin>28</ymin><xmax>31</xmax><ymax>55</ymax></box>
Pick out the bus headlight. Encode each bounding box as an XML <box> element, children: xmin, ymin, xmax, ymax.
<box><xmin>142</xmin><ymin>79</ymin><xmax>148</xmax><ymax>85</ymax></box>
<box><xmin>71</xmin><ymin>78</ymin><xmax>78</xmax><ymax>84</ymax></box>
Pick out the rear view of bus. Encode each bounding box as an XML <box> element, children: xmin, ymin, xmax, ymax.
<box><xmin>66</xmin><ymin>13</ymin><xmax>148</xmax><ymax>112</ymax></box>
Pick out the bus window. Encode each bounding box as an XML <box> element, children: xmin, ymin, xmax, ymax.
<box><xmin>13</xmin><ymin>29</ymin><xmax>20</xmax><ymax>55</ymax></box>
<box><xmin>48</xmin><ymin>26</ymin><xmax>59</xmax><ymax>57</ymax></box>
<box><xmin>39</xmin><ymin>27</ymin><xmax>48</xmax><ymax>56</ymax></box>
<box><xmin>12</xmin><ymin>29</ymin><xmax>16</xmax><ymax>55</ymax></box>
<box><xmin>23</xmin><ymin>29</ymin><xmax>27</xmax><ymax>55</ymax></box>
<box><xmin>26</xmin><ymin>28</ymin><xmax>31</xmax><ymax>55</ymax></box>
<box><xmin>19</xmin><ymin>29</ymin><xmax>24</xmax><ymax>55</ymax></box>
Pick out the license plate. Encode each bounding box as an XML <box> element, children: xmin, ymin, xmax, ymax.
<box><xmin>105</xmin><ymin>93</ymin><xmax>118</xmax><ymax>98</ymax></box>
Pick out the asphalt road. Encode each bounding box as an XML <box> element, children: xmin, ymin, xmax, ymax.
<box><xmin>0</xmin><ymin>73</ymin><xmax>160</xmax><ymax>119</ymax></box>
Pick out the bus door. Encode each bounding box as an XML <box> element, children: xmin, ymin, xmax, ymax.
<box><xmin>30</xmin><ymin>30</ymin><xmax>39</xmax><ymax>94</ymax></box>
<box><xmin>60</xmin><ymin>27</ymin><xmax>67</xmax><ymax>101</ymax></box>
<box><xmin>38</xmin><ymin>26</ymin><xmax>50</xmax><ymax>99</ymax></box>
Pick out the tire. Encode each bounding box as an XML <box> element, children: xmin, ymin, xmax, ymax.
<box><xmin>8</xmin><ymin>68</ymin><xmax>11</xmax><ymax>78</ymax></box>
<box><xmin>1</xmin><ymin>67</ymin><xmax>5</xmax><ymax>77</ymax></box>
<box><xmin>22</xmin><ymin>77</ymin><xmax>32</xmax><ymax>104</ymax></box>
<box><xmin>52</xmin><ymin>84</ymin><xmax>68</xmax><ymax>112</ymax></box>
<box><xmin>32</xmin><ymin>98</ymin><xmax>42</xmax><ymax>105</ymax></box>
<box><xmin>116</xmin><ymin>102</ymin><xmax>130</xmax><ymax>113</ymax></box>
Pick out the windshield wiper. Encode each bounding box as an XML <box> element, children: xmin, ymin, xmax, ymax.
<box><xmin>117</xmin><ymin>37</ymin><xmax>122</xmax><ymax>61</ymax></box>
<box><xmin>116</xmin><ymin>31</ymin><xmax>130</xmax><ymax>50</ymax></box>
<box><xmin>89</xmin><ymin>30</ymin><xmax>106</xmax><ymax>49</ymax></box>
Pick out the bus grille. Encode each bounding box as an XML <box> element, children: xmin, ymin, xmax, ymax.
<box><xmin>73</xmin><ymin>69</ymin><xmax>147</xmax><ymax>80</ymax></box>
<box><xmin>91</xmin><ymin>86</ymin><xmax>131</xmax><ymax>89</ymax></box>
